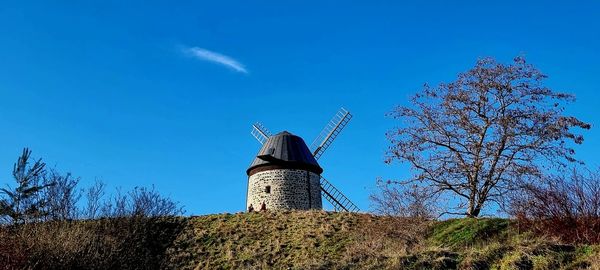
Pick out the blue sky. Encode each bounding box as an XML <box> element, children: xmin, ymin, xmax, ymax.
<box><xmin>0</xmin><ymin>1</ymin><xmax>598</xmax><ymax>215</ymax></box>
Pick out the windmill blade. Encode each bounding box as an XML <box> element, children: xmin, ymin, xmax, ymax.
<box><xmin>320</xmin><ymin>176</ymin><xmax>359</xmax><ymax>212</ymax></box>
<box><xmin>310</xmin><ymin>108</ymin><xmax>352</xmax><ymax>160</ymax></box>
<box><xmin>251</xmin><ymin>122</ymin><xmax>272</xmax><ymax>145</ymax></box>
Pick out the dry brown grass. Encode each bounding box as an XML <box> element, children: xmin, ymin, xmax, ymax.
<box><xmin>0</xmin><ymin>228</ymin><xmax>27</xmax><ymax>270</ymax></box>
<box><xmin>0</xmin><ymin>217</ymin><xmax>185</xmax><ymax>269</ymax></box>
<box><xmin>343</xmin><ymin>215</ymin><xmax>430</xmax><ymax>268</ymax></box>
<box><xmin>165</xmin><ymin>211</ymin><xmax>363</xmax><ymax>269</ymax></box>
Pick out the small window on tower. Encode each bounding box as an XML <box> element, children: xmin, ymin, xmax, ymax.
<box><xmin>265</xmin><ymin>186</ymin><xmax>271</xmax><ymax>194</ymax></box>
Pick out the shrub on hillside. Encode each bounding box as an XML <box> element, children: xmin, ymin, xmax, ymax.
<box><xmin>1</xmin><ymin>149</ymin><xmax>185</xmax><ymax>223</ymax></box>
<box><xmin>508</xmin><ymin>168</ymin><xmax>600</xmax><ymax>244</ymax></box>
<box><xmin>40</xmin><ymin>170</ymin><xmax>81</xmax><ymax>221</ymax></box>
<box><xmin>93</xmin><ymin>184</ymin><xmax>184</xmax><ymax>218</ymax></box>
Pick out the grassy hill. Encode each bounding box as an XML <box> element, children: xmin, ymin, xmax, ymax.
<box><xmin>3</xmin><ymin>211</ymin><xmax>600</xmax><ymax>269</ymax></box>
<box><xmin>165</xmin><ymin>211</ymin><xmax>599</xmax><ymax>269</ymax></box>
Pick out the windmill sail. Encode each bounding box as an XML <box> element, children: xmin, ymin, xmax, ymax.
<box><xmin>320</xmin><ymin>176</ymin><xmax>360</xmax><ymax>212</ymax></box>
<box><xmin>310</xmin><ymin>108</ymin><xmax>352</xmax><ymax>160</ymax></box>
<box><xmin>309</xmin><ymin>108</ymin><xmax>359</xmax><ymax>212</ymax></box>
<box><xmin>251</xmin><ymin>122</ymin><xmax>272</xmax><ymax>145</ymax></box>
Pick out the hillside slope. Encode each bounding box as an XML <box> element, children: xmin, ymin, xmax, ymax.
<box><xmin>3</xmin><ymin>211</ymin><xmax>599</xmax><ymax>269</ymax></box>
<box><xmin>164</xmin><ymin>211</ymin><xmax>600</xmax><ymax>269</ymax></box>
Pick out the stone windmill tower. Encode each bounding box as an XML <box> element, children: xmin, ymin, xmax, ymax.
<box><xmin>246</xmin><ymin>108</ymin><xmax>359</xmax><ymax>212</ymax></box>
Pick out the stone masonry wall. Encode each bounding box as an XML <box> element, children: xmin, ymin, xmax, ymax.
<box><xmin>247</xmin><ymin>169</ymin><xmax>322</xmax><ymax>211</ymax></box>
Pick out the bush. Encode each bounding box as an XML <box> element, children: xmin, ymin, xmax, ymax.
<box><xmin>509</xmin><ymin>168</ymin><xmax>600</xmax><ymax>244</ymax></box>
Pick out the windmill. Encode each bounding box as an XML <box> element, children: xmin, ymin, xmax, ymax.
<box><xmin>247</xmin><ymin>108</ymin><xmax>359</xmax><ymax>212</ymax></box>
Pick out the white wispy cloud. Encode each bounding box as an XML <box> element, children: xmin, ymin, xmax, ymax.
<box><xmin>183</xmin><ymin>47</ymin><xmax>247</xmax><ymax>73</ymax></box>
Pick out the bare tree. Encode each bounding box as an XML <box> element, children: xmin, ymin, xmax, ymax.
<box><xmin>98</xmin><ymin>186</ymin><xmax>184</xmax><ymax>218</ymax></box>
<box><xmin>83</xmin><ymin>179</ymin><xmax>106</xmax><ymax>219</ymax></box>
<box><xmin>100</xmin><ymin>187</ymin><xmax>128</xmax><ymax>218</ymax></box>
<box><xmin>129</xmin><ymin>186</ymin><xmax>183</xmax><ymax>217</ymax></box>
<box><xmin>41</xmin><ymin>170</ymin><xmax>81</xmax><ymax>221</ymax></box>
<box><xmin>371</xmin><ymin>178</ymin><xmax>437</xmax><ymax>218</ymax></box>
<box><xmin>386</xmin><ymin>56</ymin><xmax>590</xmax><ymax>217</ymax></box>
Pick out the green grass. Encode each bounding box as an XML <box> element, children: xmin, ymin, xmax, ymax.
<box><xmin>429</xmin><ymin>218</ymin><xmax>510</xmax><ymax>248</ymax></box>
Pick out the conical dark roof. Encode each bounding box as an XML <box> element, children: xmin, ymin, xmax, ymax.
<box><xmin>247</xmin><ymin>131</ymin><xmax>323</xmax><ymax>176</ymax></box>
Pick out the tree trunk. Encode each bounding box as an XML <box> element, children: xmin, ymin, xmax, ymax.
<box><xmin>466</xmin><ymin>205</ymin><xmax>481</xmax><ymax>218</ymax></box>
